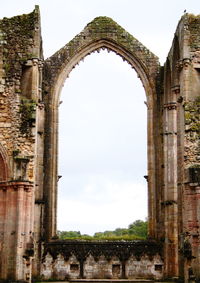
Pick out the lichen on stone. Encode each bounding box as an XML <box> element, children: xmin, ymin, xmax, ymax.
<box><xmin>0</xmin><ymin>8</ymin><xmax>38</xmax><ymax>77</ymax></box>
<box><xmin>19</xmin><ymin>98</ymin><xmax>36</xmax><ymax>135</ymax></box>
<box><xmin>184</xmin><ymin>97</ymin><xmax>200</xmax><ymax>136</ymax></box>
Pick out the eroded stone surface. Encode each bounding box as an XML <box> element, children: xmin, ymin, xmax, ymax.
<box><xmin>41</xmin><ymin>241</ymin><xmax>163</xmax><ymax>280</ymax></box>
<box><xmin>0</xmin><ymin>6</ymin><xmax>200</xmax><ymax>283</ymax></box>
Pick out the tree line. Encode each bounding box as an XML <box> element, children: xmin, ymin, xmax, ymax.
<box><xmin>58</xmin><ymin>219</ymin><xmax>147</xmax><ymax>240</ymax></box>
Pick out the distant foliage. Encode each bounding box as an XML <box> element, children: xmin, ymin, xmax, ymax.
<box><xmin>57</xmin><ymin>230</ymin><xmax>81</xmax><ymax>239</ymax></box>
<box><xmin>58</xmin><ymin>220</ymin><xmax>147</xmax><ymax>240</ymax></box>
<box><xmin>128</xmin><ymin>219</ymin><xmax>147</xmax><ymax>238</ymax></box>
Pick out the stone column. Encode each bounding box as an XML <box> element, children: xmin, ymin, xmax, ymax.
<box><xmin>147</xmin><ymin>100</ymin><xmax>156</xmax><ymax>238</ymax></box>
<box><xmin>163</xmin><ymin>90</ymin><xmax>179</xmax><ymax>277</ymax></box>
<box><xmin>32</xmin><ymin>60</ymin><xmax>45</xmax><ymax>278</ymax></box>
<box><xmin>0</xmin><ymin>181</ymin><xmax>34</xmax><ymax>282</ymax></box>
<box><xmin>15</xmin><ymin>184</ymin><xmax>25</xmax><ymax>279</ymax></box>
<box><xmin>121</xmin><ymin>260</ymin><xmax>126</xmax><ymax>279</ymax></box>
<box><xmin>79</xmin><ymin>259</ymin><xmax>84</xmax><ymax>279</ymax></box>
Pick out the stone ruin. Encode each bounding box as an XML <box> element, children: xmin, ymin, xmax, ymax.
<box><xmin>0</xmin><ymin>5</ymin><xmax>200</xmax><ymax>282</ymax></box>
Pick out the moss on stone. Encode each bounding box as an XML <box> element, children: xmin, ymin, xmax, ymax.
<box><xmin>190</xmin><ymin>123</ymin><xmax>200</xmax><ymax>132</ymax></box>
<box><xmin>185</xmin><ymin>98</ymin><xmax>200</xmax><ymax>136</ymax></box>
<box><xmin>190</xmin><ymin>164</ymin><xmax>200</xmax><ymax>168</ymax></box>
<box><xmin>46</xmin><ymin>15</ymin><xmax>160</xmax><ymax>90</ymax></box>
<box><xmin>86</xmin><ymin>16</ymin><xmax>151</xmax><ymax>55</ymax></box>
<box><xmin>3</xmin><ymin>62</ymin><xmax>10</xmax><ymax>73</ymax></box>
<box><xmin>185</xmin><ymin>111</ymin><xmax>192</xmax><ymax>125</ymax></box>
<box><xmin>188</xmin><ymin>14</ymin><xmax>200</xmax><ymax>24</ymax></box>
<box><xmin>0</xmin><ymin>8</ymin><xmax>38</xmax><ymax>77</ymax></box>
<box><xmin>187</xmin><ymin>14</ymin><xmax>200</xmax><ymax>50</ymax></box>
<box><xmin>19</xmin><ymin>98</ymin><xmax>36</xmax><ymax>135</ymax></box>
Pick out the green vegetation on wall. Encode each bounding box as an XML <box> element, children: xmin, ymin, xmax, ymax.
<box><xmin>19</xmin><ymin>98</ymin><xmax>36</xmax><ymax>135</ymax></box>
<box><xmin>184</xmin><ymin>96</ymin><xmax>200</xmax><ymax>138</ymax></box>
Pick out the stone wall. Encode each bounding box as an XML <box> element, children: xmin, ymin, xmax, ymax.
<box><xmin>0</xmin><ymin>181</ymin><xmax>34</xmax><ymax>281</ymax></box>
<box><xmin>0</xmin><ymin>6</ymin><xmax>200</xmax><ymax>283</ymax></box>
<box><xmin>41</xmin><ymin>240</ymin><xmax>163</xmax><ymax>281</ymax></box>
<box><xmin>41</xmin><ymin>253</ymin><xmax>163</xmax><ymax>280</ymax></box>
<box><xmin>0</xmin><ymin>6</ymin><xmax>43</xmax><ymax>282</ymax></box>
<box><xmin>42</xmin><ymin>14</ymin><xmax>160</xmax><ymax>244</ymax></box>
<box><xmin>163</xmin><ymin>13</ymin><xmax>200</xmax><ymax>281</ymax></box>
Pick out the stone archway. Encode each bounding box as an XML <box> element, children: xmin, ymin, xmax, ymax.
<box><xmin>1</xmin><ymin>6</ymin><xmax>200</xmax><ymax>282</ymax></box>
<box><xmin>42</xmin><ymin>16</ymin><xmax>160</xmax><ymax>240</ymax></box>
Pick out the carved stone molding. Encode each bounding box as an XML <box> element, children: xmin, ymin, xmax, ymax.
<box><xmin>164</xmin><ymin>102</ymin><xmax>177</xmax><ymax>110</ymax></box>
<box><xmin>178</xmin><ymin>58</ymin><xmax>192</xmax><ymax>69</ymax></box>
<box><xmin>0</xmin><ymin>181</ymin><xmax>33</xmax><ymax>191</ymax></box>
<box><xmin>171</xmin><ymin>85</ymin><xmax>180</xmax><ymax>94</ymax></box>
<box><xmin>43</xmin><ymin>240</ymin><xmax>163</xmax><ymax>262</ymax></box>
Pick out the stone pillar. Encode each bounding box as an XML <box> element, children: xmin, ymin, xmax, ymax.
<box><xmin>163</xmin><ymin>90</ymin><xmax>179</xmax><ymax>277</ymax></box>
<box><xmin>121</xmin><ymin>260</ymin><xmax>126</xmax><ymax>279</ymax></box>
<box><xmin>32</xmin><ymin>60</ymin><xmax>45</xmax><ymax>278</ymax></box>
<box><xmin>147</xmin><ymin>101</ymin><xmax>157</xmax><ymax>239</ymax></box>
<box><xmin>15</xmin><ymin>184</ymin><xmax>25</xmax><ymax>279</ymax></box>
<box><xmin>179</xmin><ymin>58</ymin><xmax>199</xmax><ymax>280</ymax></box>
<box><xmin>0</xmin><ymin>181</ymin><xmax>34</xmax><ymax>282</ymax></box>
<box><xmin>79</xmin><ymin>259</ymin><xmax>84</xmax><ymax>279</ymax></box>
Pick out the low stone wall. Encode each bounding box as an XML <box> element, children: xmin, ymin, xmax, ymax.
<box><xmin>40</xmin><ymin>240</ymin><xmax>163</xmax><ymax>281</ymax></box>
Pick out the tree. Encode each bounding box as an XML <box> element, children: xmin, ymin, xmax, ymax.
<box><xmin>58</xmin><ymin>219</ymin><xmax>148</xmax><ymax>240</ymax></box>
<box><xmin>128</xmin><ymin>220</ymin><xmax>147</xmax><ymax>238</ymax></box>
<box><xmin>58</xmin><ymin>230</ymin><xmax>81</xmax><ymax>239</ymax></box>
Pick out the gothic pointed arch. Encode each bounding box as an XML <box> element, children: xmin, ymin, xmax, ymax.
<box><xmin>43</xmin><ymin>17</ymin><xmax>159</xmax><ymax>104</ymax></box>
<box><xmin>42</xmin><ymin>16</ymin><xmax>160</xmax><ymax>239</ymax></box>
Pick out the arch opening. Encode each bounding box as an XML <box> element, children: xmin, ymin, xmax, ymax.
<box><xmin>57</xmin><ymin>50</ymin><xmax>147</xmax><ymax>236</ymax></box>
<box><xmin>43</xmin><ymin>18</ymin><xmax>159</xmax><ymax>239</ymax></box>
<box><xmin>52</xmin><ymin>39</ymin><xmax>153</xmax><ymax>109</ymax></box>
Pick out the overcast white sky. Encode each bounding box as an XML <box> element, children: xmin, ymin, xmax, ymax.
<box><xmin>1</xmin><ymin>0</ymin><xmax>199</xmax><ymax>235</ymax></box>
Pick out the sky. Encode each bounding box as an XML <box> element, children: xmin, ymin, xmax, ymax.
<box><xmin>0</xmin><ymin>0</ymin><xmax>199</xmax><ymax>235</ymax></box>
